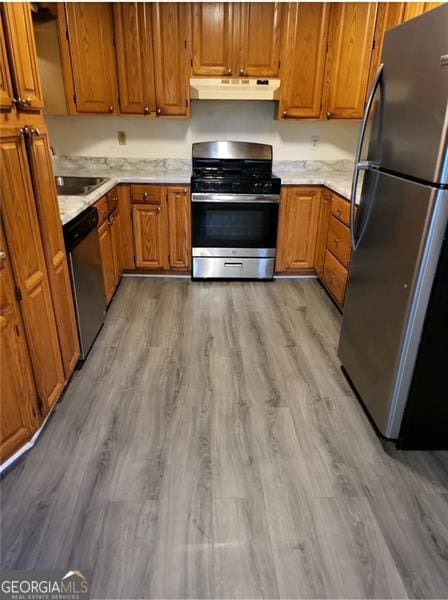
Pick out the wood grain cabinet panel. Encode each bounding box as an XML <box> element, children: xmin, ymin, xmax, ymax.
<box><xmin>403</xmin><ymin>2</ymin><xmax>443</xmax><ymax>20</ymax></box>
<box><xmin>275</xmin><ymin>186</ymin><xmax>320</xmax><ymax>272</ymax></box>
<box><xmin>331</xmin><ymin>193</ymin><xmax>351</xmax><ymax>226</ymax></box>
<box><xmin>0</xmin><ymin>15</ymin><xmax>14</xmax><ymax>110</ymax></box>
<box><xmin>98</xmin><ymin>218</ymin><xmax>117</xmax><ymax>305</ymax></box>
<box><xmin>0</xmin><ymin>224</ymin><xmax>40</xmax><ymax>463</ymax></box>
<box><xmin>324</xmin><ymin>3</ymin><xmax>377</xmax><ymax>119</ymax></box>
<box><xmin>65</xmin><ymin>3</ymin><xmax>118</xmax><ymax>113</ymax></box>
<box><xmin>2</xmin><ymin>3</ymin><xmax>44</xmax><ymax>110</ymax></box>
<box><xmin>151</xmin><ymin>3</ymin><xmax>190</xmax><ymax>117</ymax></box>
<box><xmin>113</xmin><ymin>3</ymin><xmax>156</xmax><ymax>115</ymax></box>
<box><xmin>132</xmin><ymin>203</ymin><xmax>169</xmax><ymax>270</ymax></box>
<box><xmin>238</xmin><ymin>3</ymin><xmax>282</xmax><ymax>77</ymax></box>
<box><xmin>327</xmin><ymin>214</ymin><xmax>351</xmax><ymax>268</ymax></box>
<box><xmin>279</xmin><ymin>3</ymin><xmax>329</xmax><ymax>119</ymax></box>
<box><xmin>192</xmin><ymin>3</ymin><xmax>234</xmax><ymax>76</ymax></box>
<box><xmin>314</xmin><ymin>187</ymin><xmax>331</xmax><ymax>277</ymax></box>
<box><xmin>367</xmin><ymin>3</ymin><xmax>405</xmax><ymax>93</ymax></box>
<box><xmin>110</xmin><ymin>208</ymin><xmax>123</xmax><ymax>285</ymax></box>
<box><xmin>322</xmin><ymin>249</ymin><xmax>348</xmax><ymax>307</ymax></box>
<box><xmin>117</xmin><ymin>185</ymin><xmax>135</xmax><ymax>270</ymax></box>
<box><xmin>26</xmin><ymin>130</ymin><xmax>80</xmax><ymax>378</ymax></box>
<box><xmin>167</xmin><ymin>187</ymin><xmax>191</xmax><ymax>271</ymax></box>
<box><xmin>0</xmin><ymin>132</ymin><xmax>64</xmax><ymax>414</ymax></box>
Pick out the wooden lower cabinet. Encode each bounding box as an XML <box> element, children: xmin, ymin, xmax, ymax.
<box><xmin>117</xmin><ymin>185</ymin><xmax>135</xmax><ymax>270</ymax></box>
<box><xmin>0</xmin><ymin>225</ymin><xmax>40</xmax><ymax>463</ymax></box>
<box><xmin>131</xmin><ymin>184</ymin><xmax>190</xmax><ymax>271</ymax></box>
<box><xmin>167</xmin><ymin>187</ymin><xmax>191</xmax><ymax>271</ymax></box>
<box><xmin>314</xmin><ymin>188</ymin><xmax>352</xmax><ymax>309</ymax></box>
<box><xmin>97</xmin><ymin>212</ymin><xmax>117</xmax><ymax>305</ymax></box>
<box><xmin>110</xmin><ymin>208</ymin><xmax>123</xmax><ymax>283</ymax></box>
<box><xmin>132</xmin><ymin>203</ymin><xmax>169</xmax><ymax>269</ymax></box>
<box><xmin>314</xmin><ymin>187</ymin><xmax>332</xmax><ymax>277</ymax></box>
<box><xmin>275</xmin><ymin>186</ymin><xmax>320</xmax><ymax>272</ymax></box>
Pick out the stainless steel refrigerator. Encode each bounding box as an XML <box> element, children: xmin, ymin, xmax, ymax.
<box><xmin>338</xmin><ymin>5</ymin><xmax>448</xmax><ymax>448</ymax></box>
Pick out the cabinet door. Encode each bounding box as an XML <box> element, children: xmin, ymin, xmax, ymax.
<box><xmin>132</xmin><ymin>204</ymin><xmax>169</xmax><ymax>269</ymax></box>
<box><xmin>2</xmin><ymin>3</ymin><xmax>44</xmax><ymax>109</ymax></box>
<box><xmin>0</xmin><ymin>131</ymin><xmax>64</xmax><ymax>414</ymax></box>
<box><xmin>167</xmin><ymin>187</ymin><xmax>191</xmax><ymax>271</ymax></box>
<box><xmin>238</xmin><ymin>3</ymin><xmax>282</xmax><ymax>77</ymax></box>
<box><xmin>192</xmin><ymin>3</ymin><xmax>234</xmax><ymax>76</ymax></box>
<box><xmin>0</xmin><ymin>15</ymin><xmax>14</xmax><ymax>110</ymax></box>
<box><xmin>117</xmin><ymin>185</ymin><xmax>135</xmax><ymax>270</ymax></box>
<box><xmin>324</xmin><ymin>3</ymin><xmax>377</xmax><ymax>119</ymax></box>
<box><xmin>314</xmin><ymin>188</ymin><xmax>332</xmax><ymax>277</ymax></box>
<box><xmin>0</xmin><ymin>225</ymin><xmax>40</xmax><ymax>463</ymax></box>
<box><xmin>65</xmin><ymin>3</ymin><xmax>118</xmax><ymax>113</ymax></box>
<box><xmin>98</xmin><ymin>219</ymin><xmax>116</xmax><ymax>305</ymax></box>
<box><xmin>367</xmin><ymin>3</ymin><xmax>405</xmax><ymax>93</ymax></box>
<box><xmin>279</xmin><ymin>3</ymin><xmax>329</xmax><ymax>119</ymax></box>
<box><xmin>403</xmin><ymin>2</ymin><xmax>442</xmax><ymax>20</ymax></box>
<box><xmin>110</xmin><ymin>209</ymin><xmax>122</xmax><ymax>286</ymax></box>
<box><xmin>152</xmin><ymin>3</ymin><xmax>190</xmax><ymax>117</ymax></box>
<box><xmin>113</xmin><ymin>3</ymin><xmax>156</xmax><ymax>115</ymax></box>
<box><xmin>25</xmin><ymin>129</ymin><xmax>80</xmax><ymax>378</ymax></box>
<box><xmin>275</xmin><ymin>187</ymin><xmax>321</xmax><ymax>272</ymax></box>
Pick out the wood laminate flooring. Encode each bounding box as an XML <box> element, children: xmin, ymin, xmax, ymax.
<box><xmin>1</xmin><ymin>278</ymin><xmax>447</xmax><ymax>599</ymax></box>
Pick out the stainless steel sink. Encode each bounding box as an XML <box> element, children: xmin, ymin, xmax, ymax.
<box><xmin>55</xmin><ymin>176</ymin><xmax>108</xmax><ymax>196</ymax></box>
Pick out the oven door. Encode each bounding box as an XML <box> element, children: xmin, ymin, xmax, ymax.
<box><xmin>191</xmin><ymin>193</ymin><xmax>279</xmax><ymax>257</ymax></box>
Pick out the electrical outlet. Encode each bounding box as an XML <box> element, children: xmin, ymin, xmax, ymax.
<box><xmin>117</xmin><ymin>131</ymin><xmax>127</xmax><ymax>145</ymax></box>
<box><xmin>311</xmin><ymin>135</ymin><xmax>319</xmax><ymax>150</ymax></box>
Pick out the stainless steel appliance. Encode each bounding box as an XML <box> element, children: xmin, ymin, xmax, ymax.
<box><xmin>64</xmin><ymin>207</ymin><xmax>106</xmax><ymax>360</ymax></box>
<box><xmin>338</xmin><ymin>5</ymin><xmax>448</xmax><ymax>449</ymax></box>
<box><xmin>191</xmin><ymin>141</ymin><xmax>280</xmax><ymax>279</ymax></box>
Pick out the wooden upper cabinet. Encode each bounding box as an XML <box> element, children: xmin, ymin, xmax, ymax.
<box><xmin>26</xmin><ymin>129</ymin><xmax>80</xmax><ymax>378</ymax></box>
<box><xmin>324</xmin><ymin>3</ymin><xmax>377</xmax><ymax>119</ymax></box>
<box><xmin>1</xmin><ymin>3</ymin><xmax>44</xmax><ymax>110</ymax></box>
<box><xmin>65</xmin><ymin>3</ymin><xmax>118</xmax><ymax>113</ymax></box>
<box><xmin>0</xmin><ymin>131</ymin><xmax>65</xmax><ymax>414</ymax></box>
<box><xmin>113</xmin><ymin>3</ymin><xmax>156</xmax><ymax>115</ymax></box>
<box><xmin>167</xmin><ymin>187</ymin><xmax>191</xmax><ymax>271</ymax></box>
<box><xmin>238</xmin><ymin>3</ymin><xmax>282</xmax><ymax>77</ymax></box>
<box><xmin>0</xmin><ymin>15</ymin><xmax>14</xmax><ymax>110</ymax></box>
<box><xmin>192</xmin><ymin>3</ymin><xmax>234</xmax><ymax>76</ymax></box>
<box><xmin>151</xmin><ymin>3</ymin><xmax>190</xmax><ymax>117</ymax></box>
<box><xmin>279</xmin><ymin>3</ymin><xmax>330</xmax><ymax>119</ymax></box>
<box><xmin>403</xmin><ymin>2</ymin><xmax>443</xmax><ymax>20</ymax></box>
<box><xmin>0</xmin><ymin>224</ymin><xmax>40</xmax><ymax>463</ymax></box>
<box><xmin>275</xmin><ymin>187</ymin><xmax>321</xmax><ymax>272</ymax></box>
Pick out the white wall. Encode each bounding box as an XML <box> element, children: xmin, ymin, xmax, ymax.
<box><xmin>46</xmin><ymin>101</ymin><xmax>361</xmax><ymax>160</ymax></box>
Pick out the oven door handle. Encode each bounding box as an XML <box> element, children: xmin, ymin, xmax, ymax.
<box><xmin>191</xmin><ymin>193</ymin><xmax>280</xmax><ymax>204</ymax></box>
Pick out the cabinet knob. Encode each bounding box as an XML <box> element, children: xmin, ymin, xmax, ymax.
<box><xmin>156</xmin><ymin>206</ymin><xmax>160</xmax><ymax>213</ymax></box>
<box><xmin>282</xmin><ymin>110</ymin><xmax>288</xmax><ymax>118</ymax></box>
<box><xmin>143</xmin><ymin>192</ymin><xmax>148</xmax><ymax>199</ymax></box>
<box><xmin>0</xmin><ymin>250</ymin><xmax>6</xmax><ymax>270</ymax></box>
<box><xmin>25</xmin><ymin>97</ymin><xmax>32</xmax><ymax>106</ymax></box>
<box><xmin>226</xmin><ymin>68</ymin><xmax>232</xmax><ymax>76</ymax></box>
<box><xmin>144</xmin><ymin>106</ymin><xmax>150</xmax><ymax>114</ymax></box>
<box><xmin>334</xmin><ymin>238</ymin><xmax>340</xmax><ymax>247</ymax></box>
<box><xmin>109</xmin><ymin>106</ymin><xmax>114</xmax><ymax>113</ymax></box>
<box><xmin>326</xmin><ymin>111</ymin><xmax>332</xmax><ymax>119</ymax></box>
<box><xmin>156</xmin><ymin>107</ymin><xmax>161</xmax><ymax>115</ymax></box>
<box><xmin>239</xmin><ymin>68</ymin><xmax>246</xmax><ymax>76</ymax></box>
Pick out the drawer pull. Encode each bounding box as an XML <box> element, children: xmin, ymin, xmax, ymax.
<box><xmin>333</xmin><ymin>238</ymin><xmax>340</xmax><ymax>247</ymax></box>
<box><xmin>224</xmin><ymin>262</ymin><xmax>243</xmax><ymax>267</ymax></box>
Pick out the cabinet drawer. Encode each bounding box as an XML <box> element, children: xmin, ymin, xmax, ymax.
<box><xmin>327</xmin><ymin>215</ymin><xmax>351</xmax><ymax>268</ymax></box>
<box><xmin>331</xmin><ymin>193</ymin><xmax>350</xmax><ymax>226</ymax></box>
<box><xmin>130</xmin><ymin>184</ymin><xmax>163</xmax><ymax>204</ymax></box>
<box><xmin>95</xmin><ymin>196</ymin><xmax>108</xmax><ymax>226</ymax></box>
<box><xmin>323</xmin><ymin>250</ymin><xmax>348</xmax><ymax>307</ymax></box>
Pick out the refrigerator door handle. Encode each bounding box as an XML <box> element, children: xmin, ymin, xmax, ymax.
<box><xmin>350</xmin><ymin>63</ymin><xmax>384</xmax><ymax>250</ymax></box>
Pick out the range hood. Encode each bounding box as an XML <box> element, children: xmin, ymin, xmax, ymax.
<box><xmin>190</xmin><ymin>78</ymin><xmax>280</xmax><ymax>101</ymax></box>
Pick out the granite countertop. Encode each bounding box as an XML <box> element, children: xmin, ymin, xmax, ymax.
<box><xmin>54</xmin><ymin>156</ymin><xmax>357</xmax><ymax>225</ymax></box>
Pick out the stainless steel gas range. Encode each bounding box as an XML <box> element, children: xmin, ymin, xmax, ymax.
<box><xmin>191</xmin><ymin>141</ymin><xmax>281</xmax><ymax>280</ymax></box>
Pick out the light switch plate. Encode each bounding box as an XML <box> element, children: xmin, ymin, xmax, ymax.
<box><xmin>117</xmin><ymin>131</ymin><xmax>126</xmax><ymax>145</ymax></box>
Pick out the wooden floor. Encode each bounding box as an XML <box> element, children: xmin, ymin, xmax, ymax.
<box><xmin>1</xmin><ymin>278</ymin><xmax>447</xmax><ymax>599</ymax></box>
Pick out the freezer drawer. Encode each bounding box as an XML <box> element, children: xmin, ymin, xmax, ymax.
<box><xmin>192</xmin><ymin>257</ymin><xmax>275</xmax><ymax>279</ymax></box>
<box><xmin>338</xmin><ymin>169</ymin><xmax>448</xmax><ymax>438</ymax></box>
